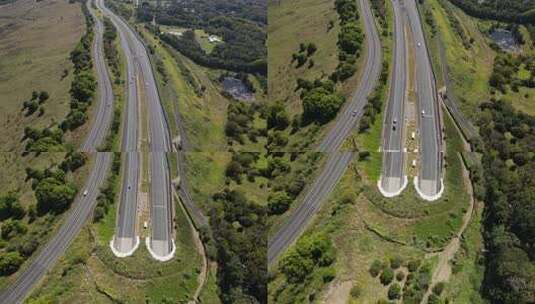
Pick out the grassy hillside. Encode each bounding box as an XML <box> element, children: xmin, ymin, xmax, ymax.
<box><xmin>268</xmin><ymin>0</ymin><xmax>366</xmax><ymax>150</ymax></box>
<box><xmin>0</xmin><ymin>0</ymin><xmax>85</xmax><ymax>152</ymax></box>
<box><xmin>420</xmin><ymin>0</ymin><xmax>494</xmax><ymax>120</ymax></box>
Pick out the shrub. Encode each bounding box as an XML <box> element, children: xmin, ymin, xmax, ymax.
<box><xmin>390</xmin><ymin>256</ymin><xmax>403</xmax><ymax>269</ymax></box>
<box><xmin>268</xmin><ymin>191</ymin><xmax>292</xmax><ymax>215</ymax></box>
<box><xmin>396</xmin><ymin>271</ymin><xmax>405</xmax><ymax>281</ymax></box>
<box><xmin>321</xmin><ymin>267</ymin><xmax>336</xmax><ymax>282</ymax></box>
<box><xmin>350</xmin><ymin>285</ymin><xmax>361</xmax><ymax>298</ymax></box>
<box><xmin>380</xmin><ymin>268</ymin><xmax>394</xmax><ymax>285</ymax></box>
<box><xmin>433</xmin><ymin>282</ymin><xmax>445</xmax><ymax>295</ymax></box>
<box><xmin>369</xmin><ymin>259</ymin><xmax>383</xmax><ymax>277</ymax></box>
<box><xmin>0</xmin><ymin>251</ymin><xmax>24</xmax><ymax>276</ymax></box>
<box><xmin>1</xmin><ymin>220</ymin><xmax>27</xmax><ymax>240</ymax></box>
<box><xmin>388</xmin><ymin>283</ymin><xmax>401</xmax><ymax>300</ymax></box>
<box><xmin>307</xmin><ymin>42</ymin><xmax>317</xmax><ymax>56</ymax></box>
<box><xmin>408</xmin><ymin>259</ymin><xmax>421</xmax><ymax>272</ymax></box>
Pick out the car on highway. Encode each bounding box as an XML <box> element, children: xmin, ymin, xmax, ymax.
<box><xmin>352</xmin><ymin>110</ymin><xmax>357</xmax><ymax>117</ymax></box>
<box><xmin>417</xmin><ymin>42</ymin><xmax>422</xmax><ymax>47</ymax></box>
<box><xmin>83</xmin><ymin>190</ymin><xmax>88</xmax><ymax>196</ymax></box>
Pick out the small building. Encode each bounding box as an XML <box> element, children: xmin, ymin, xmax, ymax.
<box><xmin>208</xmin><ymin>35</ymin><xmax>222</xmax><ymax>43</ymax></box>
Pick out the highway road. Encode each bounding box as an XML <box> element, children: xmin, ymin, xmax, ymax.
<box><xmin>405</xmin><ymin>0</ymin><xmax>443</xmax><ymax>199</ymax></box>
<box><xmin>379</xmin><ymin>0</ymin><xmax>408</xmax><ymax>196</ymax></box>
<box><xmin>268</xmin><ymin>0</ymin><xmax>382</xmax><ymax>266</ymax></box>
<box><xmin>96</xmin><ymin>0</ymin><xmax>175</xmax><ymax>259</ymax></box>
<box><xmin>81</xmin><ymin>2</ymin><xmax>114</xmax><ymax>152</ymax></box>
<box><xmin>0</xmin><ymin>153</ymin><xmax>112</xmax><ymax>303</ymax></box>
<box><xmin>95</xmin><ymin>0</ymin><xmax>142</xmax><ymax>256</ymax></box>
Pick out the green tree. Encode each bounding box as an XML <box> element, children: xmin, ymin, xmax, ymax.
<box><xmin>302</xmin><ymin>87</ymin><xmax>345</xmax><ymax>124</ymax></box>
<box><xmin>268</xmin><ymin>191</ymin><xmax>291</xmax><ymax>215</ymax></box>
<box><xmin>70</xmin><ymin>71</ymin><xmax>96</xmax><ymax>103</ymax></box>
<box><xmin>35</xmin><ymin>177</ymin><xmax>77</xmax><ymax>214</ymax></box>
<box><xmin>0</xmin><ymin>251</ymin><xmax>24</xmax><ymax>276</ymax></box>
<box><xmin>338</xmin><ymin>22</ymin><xmax>364</xmax><ymax>54</ymax></box>
<box><xmin>1</xmin><ymin>219</ymin><xmax>27</xmax><ymax>240</ymax></box>
<box><xmin>380</xmin><ymin>268</ymin><xmax>394</xmax><ymax>285</ymax></box>
<box><xmin>267</xmin><ymin>102</ymin><xmax>290</xmax><ymax>130</ymax></box>
<box><xmin>0</xmin><ymin>194</ymin><xmax>25</xmax><ymax>220</ymax></box>
<box><xmin>388</xmin><ymin>283</ymin><xmax>401</xmax><ymax>300</ymax></box>
<box><xmin>38</xmin><ymin>91</ymin><xmax>49</xmax><ymax>103</ymax></box>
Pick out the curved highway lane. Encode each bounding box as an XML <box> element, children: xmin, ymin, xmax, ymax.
<box><xmin>268</xmin><ymin>0</ymin><xmax>383</xmax><ymax>266</ymax></box>
<box><xmin>81</xmin><ymin>2</ymin><xmax>114</xmax><ymax>152</ymax></box>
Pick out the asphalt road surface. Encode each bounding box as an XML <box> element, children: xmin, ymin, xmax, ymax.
<box><xmin>97</xmin><ymin>0</ymin><xmax>174</xmax><ymax>258</ymax></box>
<box><xmin>81</xmin><ymin>3</ymin><xmax>114</xmax><ymax>152</ymax></box>
<box><xmin>380</xmin><ymin>0</ymin><xmax>407</xmax><ymax>195</ymax></box>
<box><xmin>95</xmin><ymin>0</ymin><xmax>142</xmax><ymax>256</ymax></box>
<box><xmin>405</xmin><ymin>0</ymin><xmax>443</xmax><ymax>197</ymax></box>
<box><xmin>268</xmin><ymin>0</ymin><xmax>382</xmax><ymax>266</ymax></box>
<box><xmin>0</xmin><ymin>153</ymin><xmax>112</xmax><ymax>303</ymax></box>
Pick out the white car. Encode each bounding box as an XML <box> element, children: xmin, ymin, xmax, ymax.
<box><xmin>83</xmin><ymin>190</ymin><xmax>88</xmax><ymax>196</ymax></box>
<box><xmin>417</xmin><ymin>42</ymin><xmax>422</xmax><ymax>47</ymax></box>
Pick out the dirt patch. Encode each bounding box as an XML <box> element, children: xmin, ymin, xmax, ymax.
<box><xmin>322</xmin><ymin>280</ymin><xmax>353</xmax><ymax>304</ymax></box>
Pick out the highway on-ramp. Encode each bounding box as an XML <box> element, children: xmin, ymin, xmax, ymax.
<box><xmin>268</xmin><ymin>0</ymin><xmax>383</xmax><ymax>266</ymax></box>
<box><xmin>379</xmin><ymin>0</ymin><xmax>408</xmax><ymax>197</ymax></box>
<box><xmin>405</xmin><ymin>0</ymin><xmax>443</xmax><ymax>200</ymax></box>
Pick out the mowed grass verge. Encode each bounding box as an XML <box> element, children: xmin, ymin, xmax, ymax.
<box><xmin>0</xmin><ymin>0</ymin><xmax>85</xmax><ymax>152</ymax></box>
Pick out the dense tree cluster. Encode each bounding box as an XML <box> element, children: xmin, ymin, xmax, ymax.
<box><xmin>447</xmin><ymin>0</ymin><xmax>535</xmax><ymax>25</ymax></box>
<box><xmin>359</xmin><ymin>60</ymin><xmax>389</xmax><ymax>132</ymax></box>
<box><xmin>93</xmin><ymin>153</ymin><xmax>121</xmax><ymax>222</ymax></box>
<box><xmin>21</xmin><ymin>90</ymin><xmax>49</xmax><ymax>117</ymax></box>
<box><xmin>279</xmin><ymin>233</ymin><xmax>335</xmax><ymax>283</ymax></box>
<box><xmin>332</xmin><ymin>0</ymin><xmax>363</xmax><ymax>82</ymax></box>
<box><xmin>210</xmin><ymin>188</ymin><xmax>267</xmax><ymax>303</ymax></box>
<box><xmin>295</xmin><ymin>79</ymin><xmax>345</xmax><ymax>125</ymax></box>
<box><xmin>476</xmin><ymin>99</ymin><xmax>535</xmax><ymax>303</ymax></box>
<box><xmin>140</xmin><ymin>0</ymin><xmax>266</xmax><ymax>75</ymax></box>
<box><xmin>0</xmin><ymin>194</ymin><xmax>25</xmax><ymax>221</ymax></box>
<box><xmin>0</xmin><ymin>151</ymin><xmax>87</xmax><ymax>277</ymax></box>
<box><xmin>489</xmin><ymin>53</ymin><xmax>535</xmax><ymax>94</ymax></box>
<box><xmin>102</xmin><ymin>17</ymin><xmax>121</xmax><ymax>82</ymax></box>
<box><xmin>63</xmin><ymin>5</ymin><xmax>96</xmax><ymax>132</ymax></box>
<box><xmin>105</xmin><ymin>0</ymin><xmax>132</xmax><ymax>20</ymax></box>
<box><xmin>291</xmin><ymin>42</ymin><xmax>317</xmax><ymax>68</ymax></box>
<box><xmin>23</xmin><ymin>127</ymin><xmax>64</xmax><ymax>152</ymax></box>
<box><xmin>225</xmin><ymin>101</ymin><xmax>266</xmax><ymax>145</ymax></box>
